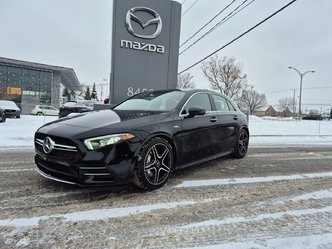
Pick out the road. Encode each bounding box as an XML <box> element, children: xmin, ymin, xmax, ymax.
<box><xmin>0</xmin><ymin>147</ymin><xmax>331</xmax><ymax>248</ymax></box>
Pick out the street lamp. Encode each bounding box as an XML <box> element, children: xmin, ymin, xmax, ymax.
<box><xmin>288</xmin><ymin>66</ymin><xmax>315</xmax><ymax>119</ymax></box>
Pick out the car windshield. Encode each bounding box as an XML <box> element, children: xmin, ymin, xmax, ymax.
<box><xmin>114</xmin><ymin>91</ymin><xmax>185</xmax><ymax>111</ymax></box>
<box><xmin>0</xmin><ymin>101</ymin><xmax>18</xmax><ymax>108</ymax></box>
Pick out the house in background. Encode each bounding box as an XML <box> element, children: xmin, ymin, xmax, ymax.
<box><xmin>253</xmin><ymin>105</ymin><xmax>293</xmax><ymax>118</ymax></box>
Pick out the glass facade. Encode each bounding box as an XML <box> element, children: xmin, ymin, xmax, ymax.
<box><xmin>0</xmin><ymin>65</ymin><xmax>52</xmax><ymax>108</ymax></box>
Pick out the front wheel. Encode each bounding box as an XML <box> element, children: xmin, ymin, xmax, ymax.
<box><xmin>232</xmin><ymin>129</ymin><xmax>249</xmax><ymax>159</ymax></box>
<box><xmin>134</xmin><ymin>137</ymin><xmax>173</xmax><ymax>190</ymax></box>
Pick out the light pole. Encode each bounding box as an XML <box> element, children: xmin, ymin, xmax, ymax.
<box><xmin>288</xmin><ymin>67</ymin><xmax>315</xmax><ymax>119</ymax></box>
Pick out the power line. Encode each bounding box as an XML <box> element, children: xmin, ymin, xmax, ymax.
<box><xmin>182</xmin><ymin>0</ymin><xmax>199</xmax><ymax>17</ymax></box>
<box><xmin>182</xmin><ymin>0</ymin><xmax>189</xmax><ymax>4</ymax></box>
<box><xmin>180</xmin><ymin>0</ymin><xmax>255</xmax><ymax>55</ymax></box>
<box><xmin>180</xmin><ymin>0</ymin><xmax>236</xmax><ymax>48</ymax></box>
<box><xmin>267</xmin><ymin>86</ymin><xmax>332</xmax><ymax>94</ymax></box>
<box><xmin>303</xmin><ymin>86</ymin><xmax>332</xmax><ymax>90</ymax></box>
<box><xmin>178</xmin><ymin>0</ymin><xmax>298</xmax><ymax>75</ymax></box>
<box><xmin>303</xmin><ymin>99</ymin><xmax>332</xmax><ymax>102</ymax></box>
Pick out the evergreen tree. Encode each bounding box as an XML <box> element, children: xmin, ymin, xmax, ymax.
<box><xmin>62</xmin><ymin>88</ymin><xmax>70</xmax><ymax>101</ymax></box>
<box><xmin>70</xmin><ymin>90</ymin><xmax>76</xmax><ymax>100</ymax></box>
<box><xmin>84</xmin><ymin>86</ymin><xmax>91</xmax><ymax>100</ymax></box>
<box><xmin>91</xmin><ymin>83</ymin><xmax>97</xmax><ymax>100</ymax></box>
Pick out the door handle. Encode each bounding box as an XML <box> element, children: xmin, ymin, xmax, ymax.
<box><xmin>233</xmin><ymin>115</ymin><xmax>238</xmax><ymax>120</ymax></box>
<box><xmin>210</xmin><ymin>117</ymin><xmax>217</xmax><ymax>122</ymax></box>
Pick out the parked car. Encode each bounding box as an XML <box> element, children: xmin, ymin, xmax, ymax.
<box><xmin>58</xmin><ymin>101</ymin><xmax>93</xmax><ymax>118</ymax></box>
<box><xmin>0</xmin><ymin>108</ymin><xmax>6</xmax><ymax>122</ymax></box>
<box><xmin>0</xmin><ymin>100</ymin><xmax>21</xmax><ymax>118</ymax></box>
<box><xmin>34</xmin><ymin>89</ymin><xmax>249</xmax><ymax>190</ymax></box>
<box><xmin>302</xmin><ymin>110</ymin><xmax>322</xmax><ymax>120</ymax></box>
<box><xmin>30</xmin><ymin>105</ymin><xmax>59</xmax><ymax>116</ymax></box>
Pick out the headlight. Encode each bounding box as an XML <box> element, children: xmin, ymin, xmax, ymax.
<box><xmin>83</xmin><ymin>133</ymin><xmax>135</xmax><ymax>150</ymax></box>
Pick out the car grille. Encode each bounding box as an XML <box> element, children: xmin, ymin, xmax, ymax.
<box><xmin>35</xmin><ymin>133</ymin><xmax>78</xmax><ymax>159</ymax></box>
<box><xmin>35</xmin><ymin>133</ymin><xmax>116</xmax><ymax>184</ymax></box>
<box><xmin>4</xmin><ymin>109</ymin><xmax>16</xmax><ymax>116</ymax></box>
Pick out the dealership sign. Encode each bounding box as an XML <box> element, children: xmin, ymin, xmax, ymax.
<box><xmin>110</xmin><ymin>0</ymin><xmax>181</xmax><ymax>104</ymax></box>
<box><xmin>125</xmin><ymin>7</ymin><xmax>162</xmax><ymax>39</ymax></box>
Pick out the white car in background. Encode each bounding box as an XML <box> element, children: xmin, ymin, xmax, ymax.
<box><xmin>30</xmin><ymin>105</ymin><xmax>59</xmax><ymax>116</ymax></box>
<box><xmin>0</xmin><ymin>100</ymin><xmax>21</xmax><ymax>118</ymax></box>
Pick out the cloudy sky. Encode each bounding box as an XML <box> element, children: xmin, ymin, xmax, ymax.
<box><xmin>0</xmin><ymin>0</ymin><xmax>331</xmax><ymax>112</ymax></box>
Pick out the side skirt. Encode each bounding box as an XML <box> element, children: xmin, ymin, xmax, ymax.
<box><xmin>175</xmin><ymin>150</ymin><xmax>233</xmax><ymax>171</ymax></box>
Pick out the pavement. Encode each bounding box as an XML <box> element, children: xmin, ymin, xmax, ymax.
<box><xmin>0</xmin><ymin>147</ymin><xmax>331</xmax><ymax>248</ymax></box>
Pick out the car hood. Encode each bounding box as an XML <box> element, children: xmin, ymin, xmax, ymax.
<box><xmin>37</xmin><ymin>109</ymin><xmax>168</xmax><ymax>139</ymax></box>
<box><xmin>0</xmin><ymin>104</ymin><xmax>20</xmax><ymax>111</ymax></box>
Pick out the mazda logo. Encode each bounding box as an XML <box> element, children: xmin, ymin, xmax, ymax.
<box><xmin>43</xmin><ymin>137</ymin><xmax>55</xmax><ymax>154</ymax></box>
<box><xmin>125</xmin><ymin>7</ymin><xmax>162</xmax><ymax>39</ymax></box>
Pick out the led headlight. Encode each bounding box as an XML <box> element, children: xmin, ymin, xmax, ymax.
<box><xmin>83</xmin><ymin>133</ymin><xmax>135</xmax><ymax>150</ymax></box>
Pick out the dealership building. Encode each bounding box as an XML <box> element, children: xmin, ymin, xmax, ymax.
<box><xmin>0</xmin><ymin>57</ymin><xmax>82</xmax><ymax>114</ymax></box>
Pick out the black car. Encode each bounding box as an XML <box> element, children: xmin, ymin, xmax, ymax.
<box><xmin>59</xmin><ymin>101</ymin><xmax>93</xmax><ymax>118</ymax></box>
<box><xmin>35</xmin><ymin>89</ymin><xmax>249</xmax><ymax>190</ymax></box>
<box><xmin>0</xmin><ymin>108</ymin><xmax>6</xmax><ymax>122</ymax></box>
<box><xmin>302</xmin><ymin>110</ymin><xmax>322</xmax><ymax>120</ymax></box>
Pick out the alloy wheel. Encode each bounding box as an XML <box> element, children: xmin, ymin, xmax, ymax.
<box><xmin>143</xmin><ymin>143</ymin><xmax>171</xmax><ymax>186</ymax></box>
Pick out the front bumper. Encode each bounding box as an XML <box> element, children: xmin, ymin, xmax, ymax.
<box><xmin>34</xmin><ymin>133</ymin><xmax>141</xmax><ymax>186</ymax></box>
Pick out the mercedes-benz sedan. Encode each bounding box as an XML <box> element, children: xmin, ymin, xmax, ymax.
<box><xmin>35</xmin><ymin>89</ymin><xmax>249</xmax><ymax>190</ymax></box>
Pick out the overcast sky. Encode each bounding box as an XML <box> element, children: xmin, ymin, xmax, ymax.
<box><xmin>0</xmin><ymin>0</ymin><xmax>331</xmax><ymax>111</ymax></box>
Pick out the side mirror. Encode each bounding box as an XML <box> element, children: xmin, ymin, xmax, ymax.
<box><xmin>187</xmin><ymin>106</ymin><xmax>206</xmax><ymax>118</ymax></box>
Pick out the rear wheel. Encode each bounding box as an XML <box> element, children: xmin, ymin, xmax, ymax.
<box><xmin>232</xmin><ymin>129</ymin><xmax>249</xmax><ymax>159</ymax></box>
<box><xmin>134</xmin><ymin>137</ymin><xmax>173</xmax><ymax>190</ymax></box>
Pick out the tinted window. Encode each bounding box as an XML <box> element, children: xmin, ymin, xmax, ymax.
<box><xmin>115</xmin><ymin>91</ymin><xmax>185</xmax><ymax>111</ymax></box>
<box><xmin>183</xmin><ymin>93</ymin><xmax>212</xmax><ymax>113</ymax></box>
<box><xmin>211</xmin><ymin>95</ymin><xmax>230</xmax><ymax>111</ymax></box>
<box><xmin>227</xmin><ymin>100</ymin><xmax>237</xmax><ymax>111</ymax></box>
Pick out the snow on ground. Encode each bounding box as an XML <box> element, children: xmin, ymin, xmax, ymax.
<box><xmin>186</xmin><ymin>233</ymin><xmax>332</xmax><ymax>249</ymax></box>
<box><xmin>175</xmin><ymin>171</ymin><xmax>332</xmax><ymax>188</ymax></box>
<box><xmin>0</xmin><ymin>115</ymin><xmax>57</xmax><ymax>148</ymax></box>
<box><xmin>0</xmin><ymin>200</ymin><xmax>195</xmax><ymax>228</ymax></box>
<box><xmin>0</xmin><ymin>115</ymin><xmax>331</xmax><ymax>149</ymax></box>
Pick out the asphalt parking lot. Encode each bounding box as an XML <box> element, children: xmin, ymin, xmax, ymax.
<box><xmin>0</xmin><ymin>146</ymin><xmax>332</xmax><ymax>248</ymax></box>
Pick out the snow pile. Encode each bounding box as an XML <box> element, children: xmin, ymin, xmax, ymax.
<box><xmin>0</xmin><ymin>115</ymin><xmax>331</xmax><ymax>149</ymax></box>
<box><xmin>0</xmin><ymin>115</ymin><xmax>57</xmax><ymax>148</ymax></box>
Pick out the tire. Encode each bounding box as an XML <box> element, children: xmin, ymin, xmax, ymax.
<box><xmin>134</xmin><ymin>137</ymin><xmax>173</xmax><ymax>190</ymax></box>
<box><xmin>0</xmin><ymin>114</ymin><xmax>5</xmax><ymax>123</ymax></box>
<box><xmin>232</xmin><ymin>129</ymin><xmax>249</xmax><ymax>159</ymax></box>
<box><xmin>37</xmin><ymin>112</ymin><xmax>44</xmax><ymax>116</ymax></box>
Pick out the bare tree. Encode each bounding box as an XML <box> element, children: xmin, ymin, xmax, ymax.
<box><xmin>278</xmin><ymin>97</ymin><xmax>297</xmax><ymax>112</ymax></box>
<box><xmin>238</xmin><ymin>86</ymin><xmax>267</xmax><ymax>114</ymax></box>
<box><xmin>201</xmin><ymin>55</ymin><xmax>248</xmax><ymax>102</ymax></box>
<box><xmin>177</xmin><ymin>72</ymin><xmax>195</xmax><ymax>89</ymax></box>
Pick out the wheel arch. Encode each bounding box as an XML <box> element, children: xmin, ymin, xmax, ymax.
<box><xmin>138</xmin><ymin>132</ymin><xmax>178</xmax><ymax>171</ymax></box>
<box><xmin>241</xmin><ymin>125</ymin><xmax>249</xmax><ymax>136</ymax></box>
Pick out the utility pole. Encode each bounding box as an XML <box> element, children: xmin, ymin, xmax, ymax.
<box><xmin>288</xmin><ymin>67</ymin><xmax>315</xmax><ymax>119</ymax></box>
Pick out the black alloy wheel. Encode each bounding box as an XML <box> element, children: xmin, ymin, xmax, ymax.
<box><xmin>134</xmin><ymin>137</ymin><xmax>173</xmax><ymax>190</ymax></box>
<box><xmin>233</xmin><ymin>129</ymin><xmax>249</xmax><ymax>159</ymax></box>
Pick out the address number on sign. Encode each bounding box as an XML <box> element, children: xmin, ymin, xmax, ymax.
<box><xmin>127</xmin><ymin>87</ymin><xmax>154</xmax><ymax>97</ymax></box>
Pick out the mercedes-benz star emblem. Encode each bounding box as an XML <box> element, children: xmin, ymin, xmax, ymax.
<box><xmin>43</xmin><ymin>137</ymin><xmax>55</xmax><ymax>154</ymax></box>
<box><xmin>126</xmin><ymin>6</ymin><xmax>162</xmax><ymax>39</ymax></box>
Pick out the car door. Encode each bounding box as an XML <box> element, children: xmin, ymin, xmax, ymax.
<box><xmin>49</xmin><ymin>107</ymin><xmax>58</xmax><ymax>116</ymax></box>
<box><xmin>210</xmin><ymin>94</ymin><xmax>238</xmax><ymax>151</ymax></box>
<box><xmin>177</xmin><ymin>93</ymin><xmax>222</xmax><ymax>166</ymax></box>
